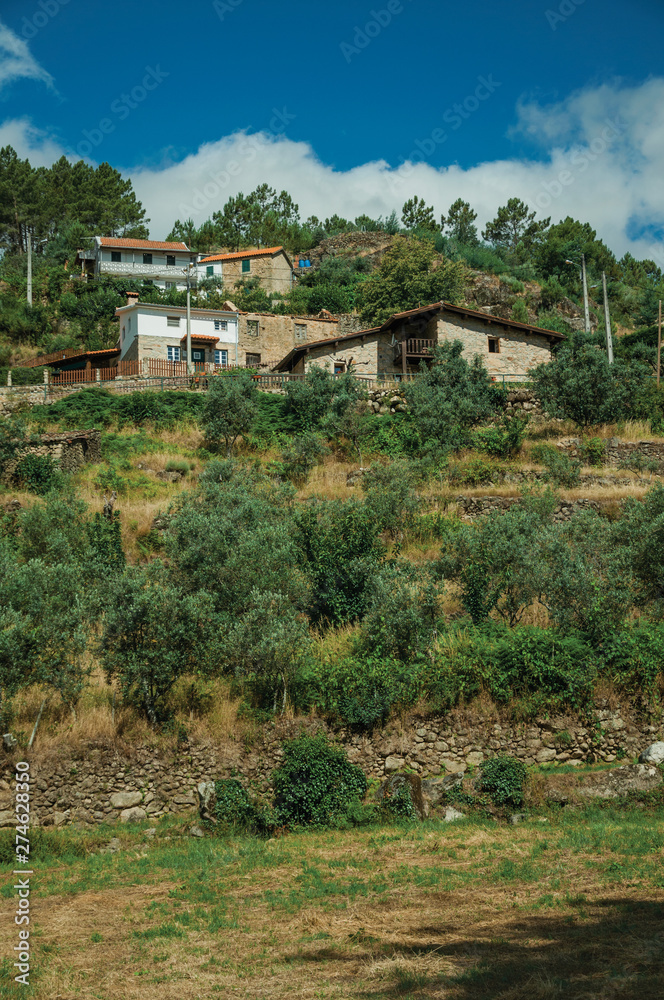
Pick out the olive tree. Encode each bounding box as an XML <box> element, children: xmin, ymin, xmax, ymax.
<box><xmin>531</xmin><ymin>340</ymin><xmax>650</xmax><ymax>427</ymax></box>
<box><xmin>201</xmin><ymin>371</ymin><xmax>258</xmax><ymax>457</ymax></box>
<box><xmin>99</xmin><ymin>566</ymin><xmax>221</xmax><ymax>725</ymax></box>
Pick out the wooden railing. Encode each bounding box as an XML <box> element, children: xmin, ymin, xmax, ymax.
<box><xmin>405</xmin><ymin>339</ymin><xmax>435</xmax><ymax>355</ymax></box>
<box><xmin>50</xmin><ymin>360</ymin><xmax>141</xmax><ymax>386</ymax></box>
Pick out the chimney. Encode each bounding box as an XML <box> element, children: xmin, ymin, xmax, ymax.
<box><xmin>126</xmin><ymin>291</ymin><xmax>139</xmax><ymax>306</ymax></box>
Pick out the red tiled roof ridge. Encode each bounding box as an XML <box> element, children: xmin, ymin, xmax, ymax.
<box><xmin>200</xmin><ymin>246</ymin><xmax>284</xmax><ymax>262</ymax></box>
<box><xmin>98</xmin><ymin>237</ymin><xmax>191</xmax><ymax>251</ymax></box>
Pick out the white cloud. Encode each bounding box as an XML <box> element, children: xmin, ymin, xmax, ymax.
<box><xmin>1</xmin><ymin>78</ymin><xmax>664</xmax><ymax>267</ymax></box>
<box><xmin>0</xmin><ymin>117</ymin><xmax>64</xmax><ymax>165</ymax></box>
<box><xmin>0</xmin><ymin>20</ymin><xmax>54</xmax><ymax>92</ymax></box>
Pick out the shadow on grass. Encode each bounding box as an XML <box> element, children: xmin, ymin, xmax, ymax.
<box><xmin>303</xmin><ymin>898</ymin><xmax>664</xmax><ymax>999</ymax></box>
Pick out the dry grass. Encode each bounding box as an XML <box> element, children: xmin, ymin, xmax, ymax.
<box><xmin>10</xmin><ymin>668</ymin><xmax>247</xmax><ymax>756</ymax></box>
<box><xmin>591</xmin><ymin>419</ymin><xmax>660</xmax><ymax>441</ymax></box>
<box><xmin>297</xmin><ymin>456</ymin><xmax>357</xmax><ymax>500</ymax></box>
<box><xmin>2</xmin><ymin>814</ymin><xmax>662</xmax><ymax>999</ymax></box>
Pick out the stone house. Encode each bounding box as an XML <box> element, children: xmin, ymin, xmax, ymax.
<box><xmin>235</xmin><ymin>310</ymin><xmax>341</xmax><ymax>369</ymax></box>
<box><xmin>197</xmin><ymin>246</ymin><xmax>293</xmax><ymax>295</ymax></box>
<box><xmin>76</xmin><ymin>237</ymin><xmax>194</xmax><ymax>291</ymax></box>
<box><xmin>273</xmin><ymin>301</ymin><xmax>565</xmax><ymax>377</ymax></box>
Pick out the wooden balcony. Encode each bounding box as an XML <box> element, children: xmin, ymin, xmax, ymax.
<box><xmin>393</xmin><ymin>338</ymin><xmax>436</xmax><ymax>371</ymax></box>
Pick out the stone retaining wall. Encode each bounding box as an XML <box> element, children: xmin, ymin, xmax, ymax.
<box><xmin>454</xmin><ymin>495</ymin><xmax>608</xmax><ymax>520</ymax></box>
<box><xmin>1</xmin><ymin>701</ymin><xmax>659</xmax><ymax>828</ymax></box>
<box><xmin>367</xmin><ymin>387</ymin><xmax>407</xmax><ymax>414</ymax></box>
<box><xmin>558</xmin><ymin>437</ymin><xmax>664</xmax><ymax>472</ymax></box>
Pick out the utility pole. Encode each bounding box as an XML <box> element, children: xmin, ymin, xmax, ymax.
<box><xmin>581</xmin><ymin>253</ymin><xmax>591</xmax><ymax>335</ymax></box>
<box><xmin>186</xmin><ymin>264</ymin><xmax>192</xmax><ymax>375</ymax></box>
<box><xmin>602</xmin><ymin>271</ymin><xmax>614</xmax><ymax>363</ymax></box>
<box><xmin>26</xmin><ymin>238</ymin><xmax>32</xmax><ymax>307</ymax></box>
<box><xmin>658</xmin><ymin>299</ymin><xmax>662</xmax><ymax>388</ymax></box>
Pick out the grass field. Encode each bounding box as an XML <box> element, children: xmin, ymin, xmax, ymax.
<box><xmin>1</xmin><ymin>807</ymin><xmax>662</xmax><ymax>999</ymax></box>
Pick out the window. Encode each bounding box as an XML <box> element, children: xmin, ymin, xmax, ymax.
<box><xmin>241</xmin><ymin>259</ymin><xmax>251</xmax><ymax>273</ymax></box>
<box><xmin>206</xmin><ymin>265</ymin><xmax>214</xmax><ymax>277</ymax></box>
<box><xmin>122</xmin><ymin>326</ymin><xmax>125</xmax><ymax>341</ymax></box>
<box><xmin>143</xmin><ymin>253</ymin><xmax>153</xmax><ymax>265</ymax></box>
<box><xmin>334</xmin><ymin>362</ymin><xmax>346</xmax><ymax>375</ymax></box>
<box><xmin>191</xmin><ymin>348</ymin><xmax>205</xmax><ymax>363</ymax></box>
<box><xmin>246</xmin><ymin>353</ymin><xmax>261</xmax><ymax>366</ymax></box>
<box><xmin>166</xmin><ymin>255</ymin><xmax>176</xmax><ymax>267</ymax></box>
<box><xmin>295</xmin><ymin>323</ymin><xmax>307</xmax><ymax>341</ymax></box>
<box><xmin>215</xmin><ymin>349</ymin><xmax>228</xmax><ymax>366</ymax></box>
<box><xmin>214</xmin><ymin>320</ymin><xmax>228</xmax><ymax>332</ymax></box>
<box><xmin>167</xmin><ymin>346</ymin><xmax>181</xmax><ymax>361</ymax></box>
<box><xmin>167</xmin><ymin>316</ymin><xmax>180</xmax><ymax>328</ymax></box>
<box><xmin>488</xmin><ymin>337</ymin><xmax>500</xmax><ymax>353</ymax></box>
<box><xmin>165</xmin><ymin>281</ymin><xmax>174</xmax><ymax>290</ymax></box>
<box><xmin>111</xmin><ymin>251</ymin><xmax>122</xmax><ymax>263</ymax></box>
<box><xmin>246</xmin><ymin>319</ymin><xmax>259</xmax><ymax>338</ymax></box>
<box><xmin>127</xmin><ymin>316</ymin><xmax>131</xmax><ymax>331</ymax></box>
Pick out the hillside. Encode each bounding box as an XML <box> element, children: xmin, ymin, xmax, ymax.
<box><xmin>1</xmin><ymin>155</ymin><xmax>662</xmax><ymax>368</ymax></box>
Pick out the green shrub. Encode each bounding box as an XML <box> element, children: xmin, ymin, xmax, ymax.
<box><xmin>212</xmin><ymin>778</ymin><xmax>272</xmax><ymax>833</ymax></box>
<box><xmin>532</xmin><ymin>443</ymin><xmax>581</xmax><ymax>486</ymax></box>
<box><xmin>382</xmin><ymin>783</ymin><xmax>416</xmax><ymax>819</ymax></box>
<box><xmin>165</xmin><ymin>458</ymin><xmax>191</xmax><ymax>474</ymax></box>
<box><xmin>490</xmin><ymin>628</ymin><xmax>597</xmax><ymax>712</ymax></box>
<box><xmin>14</xmin><ymin>453</ymin><xmax>65</xmax><ymax>495</ymax></box>
<box><xmin>617</xmin><ymin>452</ymin><xmax>659</xmax><ymax>475</ymax></box>
<box><xmin>474</xmin><ymin>414</ymin><xmax>527</xmax><ymax>458</ymax></box>
<box><xmin>0</xmin><ymin>367</ymin><xmax>45</xmax><ymax>386</ymax></box>
<box><xmin>479</xmin><ymin>755</ymin><xmax>527</xmax><ymax>808</ymax></box>
<box><xmin>276</xmin><ymin>433</ymin><xmax>326</xmax><ymax>485</ymax></box>
<box><xmin>499</xmin><ymin>275</ymin><xmax>525</xmax><ymax>294</ymax></box>
<box><xmin>601</xmin><ymin>623</ymin><xmax>664</xmax><ymax>707</ymax></box>
<box><xmin>447</xmin><ymin>456</ymin><xmax>502</xmax><ymax>487</ymax></box>
<box><xmin>93</xmin><ymin>463</ymin><xmax>128</xmax><ymax>495</ymax></box>
<box><xmin>292</xmin><ymin>654</ymin><xmax>424</xmax><ymax>729</ymax></box>
<box><xmin>87</xmin><ymin>511</ymin><xmax>125</xmax><ymax>573</ymax></box>
<box><xmin>295</xmin><ymin>497</ymin><xmax>385</xmax><ymax>624</ymax></box>
<box><xmin>511</xmin><ymin>299</ymin><xmax>529</xmax><ymax>323</ymax></box>
<box><xmin>581</xmin><ymin>437</ymin><xmax>606</xmax><ymax>467</ymax></box>
<box><xmin>361</xmin><ymin>460</ymin><xmax>421</xmax><ymax>538</ymax></box>
<box><xmin>272</xmin><ymin>733</ymin><xmax>368</xmax><ymax>828</ymax></box>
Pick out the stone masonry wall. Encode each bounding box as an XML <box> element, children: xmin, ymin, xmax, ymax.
<box><xmin>2</xmin><ymin>430</ymin><xmax>101</xmax><ymax>482</ymax></box>
<box><xmin>454</xmin><ymin>495</ymin><xmax>608</xmax><ymax>521</ymax></box>
<box><xmin>558</xmin><ymin>437</ymin><xmax>664</xmax><ymax>473</ymax></box>
<box><xmin>0</xmin><ymin>701</ymin><xmax>659</xmax><ymax>828</ymax></box>
<box><xmin>239</xmin><ymin>312</ymin><xmax>340</xmax><ymax>368</ymax></box>
<box><xmin>437</xmin><ymin>315</ymin><xmax>553</xmax><ymax>375</ymax></box>
<box><xmin>221</xmin><ymin>251</ymin><xmax>293</xmax><ymax>295</ymax></box>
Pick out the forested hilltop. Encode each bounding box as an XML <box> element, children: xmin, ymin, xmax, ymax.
<box><xmin>0</xmin><ymin>146</ymin><xmax>662</xmax><ymax>367</ymax></box>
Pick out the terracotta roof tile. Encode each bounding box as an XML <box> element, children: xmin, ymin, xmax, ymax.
<box><xmin>98</xmin><ymin>237</ymin><xmax>191</xmax><ymax>251</ymax></box>
<box><xmin>199</xmin><ymin>246</ymin><xmax>285</xmax><ymax>263</ymax></box>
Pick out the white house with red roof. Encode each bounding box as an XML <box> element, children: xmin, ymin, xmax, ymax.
<box><xmin>115</xmin><ymin>292</ymin><xmax>240</xmax><ymax>369</ymax></box>
<box><xmin>76</xmin><ymin>237</ymin><xmax>195</xmax><ymax>290</ymax></box>
<box><xmin>196</xmin><ymin>246</ymin><xmax>293</xmax><ymax>294</ymax></box>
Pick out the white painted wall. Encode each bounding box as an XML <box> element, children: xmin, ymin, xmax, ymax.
<box><xmin>118</xmin><ymin>305</ymin><xmax>238</xmax><ymax>360</ymax></box>
<box><xmin>195</xmin><ymin>261</ymin><xmax>223</xmax><ymax>280</ymax></box>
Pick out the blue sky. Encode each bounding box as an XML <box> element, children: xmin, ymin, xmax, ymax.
<box><xmin>1</xmin><ymin>0</ymin><xmax>664</xmax><ymax>260</ymax></box>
